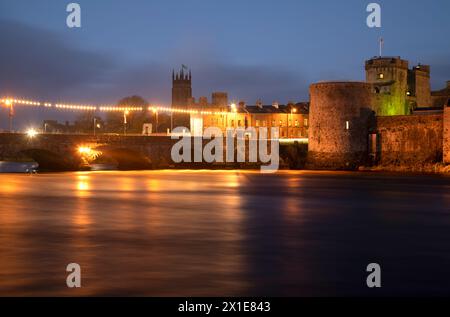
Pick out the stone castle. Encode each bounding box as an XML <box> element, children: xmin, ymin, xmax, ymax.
<box><xmin>365</xmin><ymin>57</ymin><xmax>449</xmax><ymax>115</ymax></box>
<box><xmin>308</xmin><ymin>57</ymin><xmax>450</xmax><ymax>170</ymax></box>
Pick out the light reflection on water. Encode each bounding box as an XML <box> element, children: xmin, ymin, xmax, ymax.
<box><xmin>0</xmin><ymin>170</ymin><xmax>450</xmax><ymax>296</ymax></box>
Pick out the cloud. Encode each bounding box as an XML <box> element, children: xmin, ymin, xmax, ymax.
<box><xmin>0</xmin><ymin>19</ymin><xmax>114</xmax><ymax>101</ymax></box>
<box><xmin>190</xmin><ymin>64</ymin><xmax>307</xmax><ymax>104</ymax></box>
<box><xmin>0</xmin><ymin>19</ymin><xmax>307</xmax><ymax>129</ymax></box>
<box><xmin>85</xmin><ymin>62</ymin><xmax>308</xmax><ymax>105</ymax></box>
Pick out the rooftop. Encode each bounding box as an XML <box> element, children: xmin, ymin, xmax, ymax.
<box><xmin>235</xmin><ymin>103</ymin><xmax>309</xmax><ymax>114</ymax></box>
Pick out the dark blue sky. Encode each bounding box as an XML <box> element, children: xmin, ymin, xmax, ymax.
<box><xmin>0</xmin><ymin>0</ymin><xmax>449</xmax><ymax>128</ymax></box>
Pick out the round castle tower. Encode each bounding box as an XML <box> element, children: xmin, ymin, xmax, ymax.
<box><xmin>307</xmin><ymin>82</ymin><xmax>374</xmax><ymax>170</ymax></box>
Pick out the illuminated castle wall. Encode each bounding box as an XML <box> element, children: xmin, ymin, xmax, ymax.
<box><xmin>366</xmin><ymin>57</ymin><xmax>449</xmax><ymax>116</ymax></box>
<box><xmin>366</xmin><ymin>57</ymin><xmax>410</xmax><ymax>116</ymax></box>
<box><xmin>307</xmin><ymin>56</ymin><xmax>450</xmax><ymax>170</ymax></box>
<box><xmin>307</xmin><ymin>82</ymin><xmax>373</xmax><ymax>169</ymax></box>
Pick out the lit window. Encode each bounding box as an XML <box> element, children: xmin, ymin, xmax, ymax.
<box><xmin>304</xmin><ymin>118</ymin><xmax>308</xmax><ymax>127</ymax></box>
<box><xmin>255</xmin><ymin>120</ymin><xmax>260</xmax><ymax>127</ymax></box>
<box><xmin>378</xmin><ymin>73</ymin><xmax>384</xmax><ymax>79</ymax></box>
<box><xmin>346</xmin><ymin>121</ymin><xmax>350</xmax><ymax>130</ymax></box>
<box><xmin>295</xmin><ymin>120</ymin><xmax>299</xmax><ymax>127</ymax></box>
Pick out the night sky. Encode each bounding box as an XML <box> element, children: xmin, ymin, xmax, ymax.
<box><xmin>0</xmin><ymin>0</ymin><xmax>449</xmax><ymax>129</ymax></box>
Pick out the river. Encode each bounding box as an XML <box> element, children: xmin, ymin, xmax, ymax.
<box><xmin>0</xmin><ymin>170</ymin><xmax>450</xmax><ymax>296</ymax></box>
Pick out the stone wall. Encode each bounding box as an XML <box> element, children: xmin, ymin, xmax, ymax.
<box><xmin>375</xmin><ymin>114</ymin><xmax>443</xmax><ymax>164</ymax></box>
<box><xmin>307</xmin><ymin>82</ymin><xmax>373</xmax><ymax>170</ymax></box>
<box><xmin>444</xmin><ymin>106</ymin><xmax>450</xmax><ymax>164</ymax></box>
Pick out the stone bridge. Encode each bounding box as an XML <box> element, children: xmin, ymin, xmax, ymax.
<box><xmin>0</xmin><ymin>133</ymin><xmax>178</xmax><ymax>171</ymax></box>
<box><xmin>0</xmin><ymin>133</ymin><xmax>307</xmax><ymax>171</ymax></box>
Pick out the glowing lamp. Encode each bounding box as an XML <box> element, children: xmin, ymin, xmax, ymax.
<box><xmin>78</xmin><ymin>146</ymin><xmax>92</xmax><ymax>155</ymax></box>
<box><xmin>26</xmin><ymin>128</ymin><xmax>38</xmax><ymax>138</ymax></box>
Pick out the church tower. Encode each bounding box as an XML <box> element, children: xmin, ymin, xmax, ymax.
<box><xmin>172</xmin><ymin>67</ymin><xmax>192</xmax><ymax>108</ymax></box>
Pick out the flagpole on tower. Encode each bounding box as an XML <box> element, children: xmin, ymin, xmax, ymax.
<box><xmin>379</xmin><ymin>37</ymin><xmax>384</xmax><ymax>57</ymax></box>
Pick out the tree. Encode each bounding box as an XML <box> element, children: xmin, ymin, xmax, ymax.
<box><xmin>74</xmin><ymin>112</ymin><xmax>104</xmax><ymax>134</ymax></box>
<box><xmin>106</xmin><ymin>96</ymin><xmax>149</xmax><ymax>134</ymax></box>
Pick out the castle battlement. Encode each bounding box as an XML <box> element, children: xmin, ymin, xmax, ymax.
<box><xmin>365</xmin><ymin>57</ymin><xmax>409</xmax><ymax>70</ymax></box>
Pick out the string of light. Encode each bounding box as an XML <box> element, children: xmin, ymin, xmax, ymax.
<box><xmin>1</xmin><ymin>97</ymin><xmax>234</xmax><ymax>115</ymax></box>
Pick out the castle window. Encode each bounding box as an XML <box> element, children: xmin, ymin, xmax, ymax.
<box><xmin>304</xmin><ymin>118</ymin><xmax>308</xmax><ymax>127</ymax></box>
<box><xmin>255</xmin><ymin>120</ymin><xmax>260</xmax><ymax>127</ymax></box>
<box><xmin>262</xmin><ymin>120</ymin><xmax>267</xmax><ymax>127</ymax></box>
<box><xmin>378</xmin><ymin>73</ymin><xmax>384</xmax><ymax>79</ymax></box>
<box><xmin>345</xmin><ymin>121</ymin><xmax>350</xmax><ymax>130</ymax></box>
<box><xmin>279</xmin><ymin>120</ymin><xmax>283</xmax><ymax>127</ymax></box>
<box><xmin>295</xmin><ymin>120</ymin><xmax>299</xmax><ymax>127</ymax></box>
<box><xmin>375</xmin><ymin>87</ymin><xmax>380</xmax><ymax>94</ymax></box>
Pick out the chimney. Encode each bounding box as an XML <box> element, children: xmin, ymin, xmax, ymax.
<box><xmin>199</xmin><ymin>96</ymin><xmax>208</xmax><ymax>107</ymax></box>
<box><xmin>256</xmin><ymin>99</ymin><xmax>263</xmax><ymax>109</ymax></box>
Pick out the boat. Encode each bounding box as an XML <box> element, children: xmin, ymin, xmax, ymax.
<box><xmin>0</xmin><ymin>161</ymin><xmax>39</xmax><ymax>173</ymax></box>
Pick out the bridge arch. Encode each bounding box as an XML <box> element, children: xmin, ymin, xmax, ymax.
<box><xmin>94</xmin><ymin>147</ymin><xmax>152</xmax><ymax>170</ymax></box>
<box><xmin>18</xmin><ymin>148</ymin><xmax>82</xmax><ymax>171</ymax></box>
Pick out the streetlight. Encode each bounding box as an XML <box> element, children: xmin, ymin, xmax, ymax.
<box><xmin>152</xmin><ymin>108</ymin><xmax>158</xmax><ymax>133</ymax></box>
<box><xmin>3</xmin><ymin>99</ymin><xmax>13</xmax><ymax>132</ymax></box>
<box><xmin>93</xmin><ymin>118</ymin><xmax>101</xmax><ymax>136</ymax></box>
<box><xmin>170</xmin><ymin>109</ymin><xmax>173</xmax><ymax>133</ymax></box>
<box><xmin>289</xmin><ymin>107</ymin><xmax>297</xmax><ymax>138</ymax></box>
<box><xmin>123</xmin><ymin>110</ymin><xmax>129</xmax><ymax>135</ymax></box>
<box><xmin>230</xmin><ymin>103</ymin><xmax>237</xmax><ymax>128</ymax></box>
<box><xmin>26</xmin><ymin>128</ymin><xmax>38</xmax><ymax>139</ymax></box>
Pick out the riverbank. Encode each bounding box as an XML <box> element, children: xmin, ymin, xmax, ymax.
<box><xmin>359</xmin><ymin>163</ymin><xmax>450</xmax><ymax>174</ymax></box>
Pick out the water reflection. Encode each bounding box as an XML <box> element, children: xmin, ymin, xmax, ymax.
<box><xmin>0</xmin><ymin>171</ymin><xmax>450</xmax><ymax>296</ymax></box>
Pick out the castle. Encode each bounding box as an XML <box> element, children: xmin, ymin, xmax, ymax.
<box><xmin>365</xmin><ymin>56</ymin><xmax>449</xmax><ymax>115</ymax></box>
<box><xmin>308</xmin><ymin>57</ymin><xmax>450</xmax><ymax>170</ymax></box>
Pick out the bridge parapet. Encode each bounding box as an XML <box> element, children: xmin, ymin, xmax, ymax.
<box><xmin>0</xmin><ymin>133</ymin><xmax>176</xmax><ymax>170</ymax></box>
